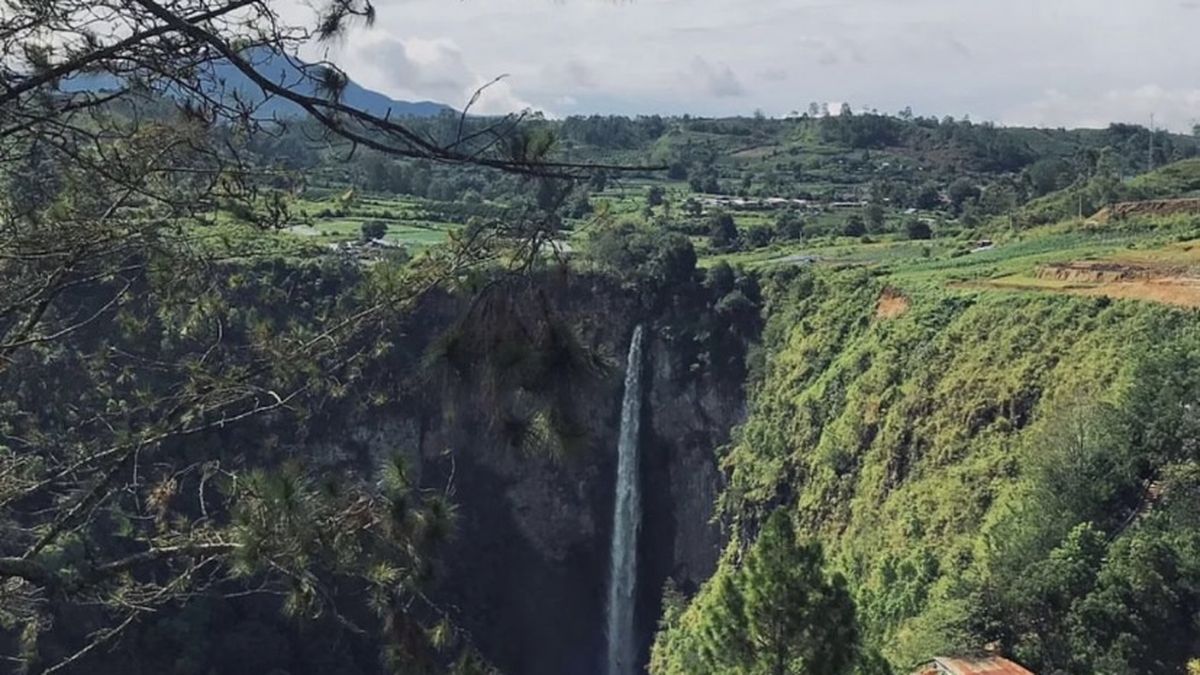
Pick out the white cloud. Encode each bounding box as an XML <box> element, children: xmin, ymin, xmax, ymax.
<box><xmin>561</xmin><ymin>59</ymin><xmax>596</xmax><ymax>90</ymax></box>
<box><xmin>1006</xmin><ymin>86</ymin><xmax>1200</xmax><ymax>132</ymax></box>
<box><xmin>296</xmin><ymin>0</ymin><xmax>1200</xmax><ymax>126</ymax></box>
<box><xmin>331</xmin><ymin>34</ymin><xmax>538</xmax><ymax>114</ymax></box>
<box><xmin>686</xmin><ymin>57</ymin><xmax>746</xmax><ymax>99</ymax></box>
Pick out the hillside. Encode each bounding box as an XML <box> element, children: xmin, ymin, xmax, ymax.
<box><xmin>652</xmin><ymin>251</ymin><xmax>1200</xmax><ymax>674</ymax></box>
<box><xmin>242</xmin><ymin>113</ymin><xmax>1200</xmax><ymax>265</ymax></box>
<box><xmin>1007</xmin><ymin>157</ymin><xmax>1200</xmax><ymax>228</ymax></box>
<box><xmin>638</xmin><ymin>147</ymin><xmax>1200</xmax><ymax>673</ymax></box>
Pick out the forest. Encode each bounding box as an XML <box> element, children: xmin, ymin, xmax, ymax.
<box><xmin>4</xmin><ymin>1</ymin><xmax>1200</xmax><ymax>674</ymax></box>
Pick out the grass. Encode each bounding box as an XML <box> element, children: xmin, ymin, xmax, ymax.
<box><xmin>186</xmin><ymin>221</ymin><xmax>326</xmax><ymax>259</ymax></box>
<box><xmin>281</xmin><ymin>194</ymin><xmax>464</xmax><ymax>250</ymax></box>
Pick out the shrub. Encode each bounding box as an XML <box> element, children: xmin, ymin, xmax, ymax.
<box><xmin>904</xmin><ymin>219</ymin><xmax>933</xmax><ymax>240</ymax></box>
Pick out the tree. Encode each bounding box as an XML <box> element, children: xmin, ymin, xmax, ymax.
<box><xmin>864</xmin><ymin>203</ymin><xmax>885</xmax><ymax>232</ymax></box>
<box><xmin>705</xmin><ymin>262</ymin><xmax>737</xmax><ymax>296</ymax></box>
<box><xmin>648</xmin><ymin>185</ymin><xmax>666</xmax><ymax>207</ymax></box>
<box><xmin>947</xmin><ymin>178</ymin><xmax>980</xmax><ymax>214</ymax></box>
<box><xmin>689</xmin><ymin>168</ymin><xmax>722</xmax><ymax>195</ymax></box>
<box><xmin>567</xmin><ymin>190</ymin><xmax>595</xmax><ymax>218</ymax></box>
<box><xmin>842</xmin><ymin>214</ymin><xmax>866</xmax><ymax>237</ymax></box>
<box><xmin>585</xmin><ymin>222</ymin><xmax>697</xmax><ymax>291</ymax></box>
<box><xmin>1025</xmin><ymin>158</ymin><xmax>1073</xmax><ymax>197</ymax></box>
<box><xmin>589</xmin><ymin>170</ymin><xmax>610</xmax><ymax>192</ymax></box>
<box><xmin>775</xmin><ymin>210</ymin><xmax>804</xmax><ymax>240</ymax></box>
<box><xmin>361</xmin><ymin>220</ymin><xmax>389</xmax><ymax>241</ymax></box>
<box><xmin>747</xmin><ymin>226</ymin><xmax>773</xmax><ymax>249</ymax></box>
<box><xmin>978</xmin><ymin>182</ymin><xmax>1019</xmax><ymax>217</ymax></box>
<box><xmin>708</xmin><ymin>212</ymin><xmax>740</xmax><ymax>250</ymax></box>
<box><xmin>912</xmin><ymin>182</ymin><xmax>943</xmax><ymax>210</ymax></box>
<box><xmin>672</xmin><ymin>511</ymin><xmax>860</xmax><ymax>675</ymax></box>
<box><xmin>904</xmin><ymin>219</ymin><xmax>933</xmax><ymax>240</ymax></box>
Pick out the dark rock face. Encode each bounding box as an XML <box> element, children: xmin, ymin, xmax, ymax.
<box><xmin>410</xmin><ymin>340</ymin><xmax>744</xmax><ymax>674</ymax></box>
<box><xmin>635</xmin><ymin>334</ymin><xmax>743</xmax><ymax>670</ymax></box>
<box><xmin>419</xmin><ymin>335</ymin><xmax>743</xmax><ymax>675</ymax></box>
<box><xmin>310</xmin><ymin>279</ymin><xmax>753</xmax><ymax>675</ymax></box>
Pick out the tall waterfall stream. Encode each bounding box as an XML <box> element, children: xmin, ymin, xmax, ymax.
<box><xmin>605</xmin><ymin>325</ymin><xmax>645</xmax><ymax>675</ymax></box>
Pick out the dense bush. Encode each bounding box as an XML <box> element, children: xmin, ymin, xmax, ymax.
<box><xmin>360</xmin><ymin>220</ymin><xmax>388</xmax><ymax>240</ymax></box>
<box><xmin>904</xmin><ymin>219</ymin><xmax>932</xmax><ymax>240</ymax></box>
<box><xmin>651</xmin><ymin>511</ymin><xmax>861</xmax><ymax>675</ymax></box>
<box><xmin>583</xmin><ymin>222</ymin><xmax>698</xmax><ymax>291</ymax></box>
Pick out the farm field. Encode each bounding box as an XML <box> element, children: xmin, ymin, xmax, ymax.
<box><xmin>284</xmin><ymin>194</ymin><xmax>466</xmax><ymax>250</ymax></box>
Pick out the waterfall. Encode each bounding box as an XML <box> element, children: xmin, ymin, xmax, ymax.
<box><xmin>606</xmin><ymin>325</ymin><xmax>645</xmax><ymax>675</ymax></box>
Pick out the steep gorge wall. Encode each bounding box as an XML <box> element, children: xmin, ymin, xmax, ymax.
<box><xmin>305</xmin><ymin>275</ymin><xmax>753</xmax><ymax>675</ymax></box>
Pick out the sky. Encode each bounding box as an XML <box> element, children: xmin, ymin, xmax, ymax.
<box><xmin>296</xmin><ymin>0</ymin><xmax>1200</xmax><ymax>131</ymax></box>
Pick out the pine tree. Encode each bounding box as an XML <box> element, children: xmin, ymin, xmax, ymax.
<box><xmin>693</xmin><ymin>511</ymin><xmax>859</xmax><ymax>675</ymax></box>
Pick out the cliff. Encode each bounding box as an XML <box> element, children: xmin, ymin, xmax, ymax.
<box><xmin>0</xmin><ymin>254</ymin><xmax>757</xmax><ymax>675</ymax></box>
<box><xmin>298</xmin><ymin>272</ymin><xmax>756</xmax><ymax>675</ymax></box>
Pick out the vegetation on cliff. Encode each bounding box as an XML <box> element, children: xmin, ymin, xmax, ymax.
<box><xmin>652</xmin><ymin>260</ymin><xmax>1200</xmax><ymax>674</ymax></box>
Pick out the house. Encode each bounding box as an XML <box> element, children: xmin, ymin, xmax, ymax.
<box><xmin>913</xmin><ymin>656</ymin><xmax>1034</xmax><ymax>675</ymax></box>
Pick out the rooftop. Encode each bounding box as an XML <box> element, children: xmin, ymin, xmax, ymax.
<box><xmin>915</xmin><ymin>656</ymin><xmax>1035</xmax><ymax>675</ymax></box>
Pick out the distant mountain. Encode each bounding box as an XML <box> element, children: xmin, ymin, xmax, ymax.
<box><xmin>217</xmin><ymin>49</ymin><xmax>453</xmax><ymax>119</ymax></box>
<box><xmin>64</xmin><ymin>48</ymin><xmax>453</xmax><ymax>119</ymax></box>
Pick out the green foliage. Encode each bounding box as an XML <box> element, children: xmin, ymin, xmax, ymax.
<box><xmin>904</xmin><ymin>219</ymin><xmax>932</xmax><ymax>240</ymax></box>
<box><xmin>709</xmin><ymin>212</ymin><xmax>740</xmax><ymax>251</ymax></box>
<box><xmin>1024</xmin><ymin>158</ymin><xmax>1074</xmax><ymax>197</ymax></box>
<box><xmin>1011</xmin><ymin>156</ymin><xmax>1200</xmax><ymax>227</ymax></box>
<box><xmin>820</xmin><ymin>113</ymin><xmax>903</xmax><ymax>149</ymax></box>
<box><xmin>947</xmin><ymin>179</ymin><xmax>980</xmax><ymax>213</ymax></box>
<box><xmin>775</xmin><ymin>209</ymin><xmax>805</xmax><ymax>241</ymax></box>
<box><xmin>1128</xmin><ymin>157</ymin><xmax>1200</xmax><ymax>198</ymax></box>
<box><xmin>361</xmin><ymin>220</ymin><xmax>388</xmax><ymax>240</ymax></box>
<box><xmin>583</xmin><ymin>221</ymin><xmax>699</xmax><ymax>291</ymax></box>
<box><xmin>843</xmin><ymin>215</ymin><xmax>867</xmax><ymax>237</ymax></box>
<box><xmin>650</xmin><ymin>511</ymin><xmax>859</xmax><ymax>675</ymax></box>
<box><xmin>746</xmin><ymin>226</ymin><xmax>773</xmax><ymax>248</ymax></box>
<box><xmin>648</xmin><ymin>185</ymin><xmax>666</xmax><ymax>207</ymax></box>
<box><xmin>703</xmin><ymin>266</ymin><xmax>1200</xmax><ymax>673</ymax></box>
<box><xmin>911</xmin><ymin>183</ymin><xmax>942</xmax><ymax>211</ymax></box>
<box><xmin>865</xmin><ymin>203</ymin><xmax>886</xmax><ymax>232</ymax></box>
<box><xmin>423</xmin><ymin>280</ymin><xmax>612</xmax><ymax>459</ymax></box>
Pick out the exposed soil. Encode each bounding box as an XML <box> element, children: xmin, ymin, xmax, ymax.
<box><xmin>875</xmin><ymin>287</ymin><xmax>910</xmax><ymax>319</ymax></box>
<box><xmin>1035</xmin><ymin>261</ymin><xmax>1180</xmax><ymax>283</ymax></box>
<box><xmin>1090</xmin><ymin>198</ymin><xmax>1200</xmax><ymax>223</ymax></box>
<box><xmin>1073</xmin><ymin>278</ymin><xmax>1200</xmax><ymax>308</ymax></box>
<box><xmin>978</xmin><ymin>260</ymin><xmax>1200</xmax><ymax>308</ymax></box>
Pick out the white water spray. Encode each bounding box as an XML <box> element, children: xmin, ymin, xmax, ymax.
<box><xmin>606</xmin><ymin>325</ymin><xmax>645</xmax><ymax>675</ymax></box>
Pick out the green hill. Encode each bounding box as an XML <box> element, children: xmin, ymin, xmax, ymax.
<box><xmin>1127</xmin><ymin>157</ymin><xmax>1200</xmax><ymax>197</ymax></box>
<box><xmin>652</xmin><ymin>265</ymin><xmax>1200</xmax><ymax>674</ymax></box>
<box><xmin>1004</xmin><ymin>157</ymin><xmax>1200</xmax><ymax>229</ymax></box>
